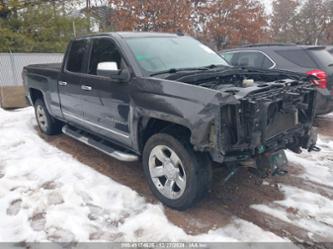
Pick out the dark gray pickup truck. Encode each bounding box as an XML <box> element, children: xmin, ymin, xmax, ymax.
<box><xmin>23</xmin><ymin>32</ymin><xmax>319</xmax><ymax>210</ymax></box>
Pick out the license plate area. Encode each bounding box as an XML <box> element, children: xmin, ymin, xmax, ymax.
<box><xmin>256</xmin><ymin>150</ymin><xmax>288</xmax><ymax>177</ymax></box>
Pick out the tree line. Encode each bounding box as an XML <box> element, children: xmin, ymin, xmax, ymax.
<box><xmin>0</xmin><ymin>0</ymin><xmax>332</xmax><ymax>53</ymax></box>
<box><xmin>271</xmin><ymin>0</ymin><xmax>333</xmax><ymax>45</ymax></box>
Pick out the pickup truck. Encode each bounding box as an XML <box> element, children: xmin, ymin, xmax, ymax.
<box><xmin>23</xmin><ymin>32</ymin><xmax>319</xmax><ymax>210</ymax></box>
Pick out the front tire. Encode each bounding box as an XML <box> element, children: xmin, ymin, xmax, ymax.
<box><xmin>142</xmin><ymin>132</ymin><xmax>211</xmax><ymax>210</ymax></box>
<box><xmin>34</xmin><ymin>99</ymin><xmax>62</xmax><ymax>135</ymax></box>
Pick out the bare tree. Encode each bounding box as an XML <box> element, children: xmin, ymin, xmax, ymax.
<box><xmin>271</xmin><ymin>0</ymin><xmax>300</xmax><ymax>43</ymax></box>
<box><xmin>199</xmin><ymin>0</ymin><xmax>268</xmax><ymax>50</ymax></box>
<box><xmin>271</xmin><ymin>0</ymin><xmax>333</xmax><ymax>44</ymax></box>
<box><xmin>294</xmin><ymin>0</ymin><xmax>332</xmax><ymax>44</ymax></box>
<box><xmin>108</xmin><ymin>0</ymin><xmax>193</xmax><ymax>33</ymax></box>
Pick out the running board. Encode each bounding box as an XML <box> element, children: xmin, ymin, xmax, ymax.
<box><xmin>62</xmin><ymin>125</ymin><xmax>138</xmax><ymax>162</ymax></box>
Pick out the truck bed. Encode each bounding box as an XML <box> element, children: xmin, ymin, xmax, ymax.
<box><xmin>23</xmin><ymin>63</ymin><xmax>62</xmax><ymax>117</ymax></box>
<box><xmin>24</xmin><ymin>63</ymin><xmax>62</xmax><ymax>72</ymax></box>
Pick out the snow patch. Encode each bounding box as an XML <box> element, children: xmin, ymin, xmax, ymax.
<box><xmin>196</xmin><ymin>219</ymin><xmax>286</xmax><ymax>242</ymax></box>
<box><xmin>252</xmin><ymin>184</ymin><xmax>333</xmax><ymax>240</ymax></box>
<box><xmin>0</xmin><ymin>107</ymin><xmax>285</xmax><ymax>242</ymax></box>
<box><xmin>252</xmin><ymin>124</ymin><xmax>333</xmax><ymax>241</ymax></box>
<box><xmin>286</xmin><ymin>137</ymin><xmax>333</xmax><ymax>188</ymax></box>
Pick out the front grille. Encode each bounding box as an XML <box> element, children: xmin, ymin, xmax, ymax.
<box><xmin>264</xmin><ymin>107</ymin><xmax>297</xmax><ymax>140</ymax></box>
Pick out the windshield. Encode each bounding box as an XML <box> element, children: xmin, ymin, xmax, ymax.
<box><xmin>125</xmin><ymin>36</ymin><xmax>229</xmax><ymax>74</ymax></box>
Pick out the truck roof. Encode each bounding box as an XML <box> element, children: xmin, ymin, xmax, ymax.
<box><xmin>77</xmin><ymin>32</ymin><xmax>180</xmax><ymax>40</ymax></box>
<box><xmin>222</xmin><ymin>44</ymin><xmax>327</xmax><ymax>52</ymax></box>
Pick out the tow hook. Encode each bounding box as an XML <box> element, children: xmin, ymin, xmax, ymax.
<box><xmin>308</xmin><ymin>145</ymin><xmax>321</xmax><ymax>152</ymax></box>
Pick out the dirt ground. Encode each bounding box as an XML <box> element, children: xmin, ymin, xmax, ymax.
<box><xmin>37</xmin><ymin>115</ymin><xmax>333</xmax><ymax>245</ymax></box>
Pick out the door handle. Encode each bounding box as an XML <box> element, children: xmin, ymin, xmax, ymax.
<box><xmin>58</xmin><ymin>81</ymin><xmax>67</xmax><ymax>86</ymax></box>
<box><xmin>81</xmin><ymin>85</ymin><xmax>92</xmax><ymax>91</ymax></box>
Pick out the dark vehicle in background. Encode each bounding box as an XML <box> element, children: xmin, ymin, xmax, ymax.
<box><xmin>220</xmin><ymin>44</ymin><xmax>333</xmax><ymax>115</ymax></box>
<box><xmin>23</xmin><ymin>33</ymin><xmax>318</xmax><ymax>210</ymax></box>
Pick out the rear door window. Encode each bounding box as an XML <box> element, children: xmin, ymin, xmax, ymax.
<box><xmin>221</xmin><ymin>52</ymin><xmax>235</xmax><ymax>64</ymax></box>
<box><xmin>275</xmin><ymin>49</ymin><xmax>317</xmax><ymax>68</ymax></box>
<box><xmin>66</xmin><ymin>40</ymin><xmax>89</xmax><ymax>73</ymax></box>
<box><xmin>226</xmin><ymin>51</ymin><xmax>274</xmax><ymax>69</ymax></box>
<box><xmin>263</xmin><ymin>56</ymin><xmax>275</xmax><ymax>69</ymax></box>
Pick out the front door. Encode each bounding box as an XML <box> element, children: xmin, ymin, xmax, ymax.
<box><xmin>79</xmin><ymin>37</ymin><xmax>131</xmax><ymax>146</ymax></box>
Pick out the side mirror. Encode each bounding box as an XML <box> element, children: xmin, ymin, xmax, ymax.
<box><xmin>97</xmin><ymin>62</ymin><xmax>130</xmax><ymax>81</ymax></box>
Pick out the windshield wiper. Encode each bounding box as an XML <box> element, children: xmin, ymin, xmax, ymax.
<box><xmin>150</xmin><ymin>67</ymin><xmax>209</xmax><ymax>77</ymax></box>
<box><xmin>150</xmin><ymin>64</ymin><xmax>228</xmax><ymax>77</ymax></box>
<box><xmin>200</xmin><ymin>64</ymin><xmax>223</xmax><ymax>69</ymax></box>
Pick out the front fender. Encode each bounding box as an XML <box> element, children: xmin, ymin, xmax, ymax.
<box><xmin>130</xmin><ymin>77</ymin><xmax>238</xmax><ymax>152</ymax></box>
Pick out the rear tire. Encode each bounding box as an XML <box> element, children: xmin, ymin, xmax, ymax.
<box><xmin>34</xmin><ymin>98</ymin><xmax>62</xmax><ymax>135</ymax></box>
<box><xmin>142</xmin><ymin>132</ymin><xmax>211</xmax><ymax>210</ymax></box>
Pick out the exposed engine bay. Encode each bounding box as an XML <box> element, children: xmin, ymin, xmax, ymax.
<box><xmin>167</xmin><ymin>68</ymin><xmax>319</xmax><ymax>178</ymax></box>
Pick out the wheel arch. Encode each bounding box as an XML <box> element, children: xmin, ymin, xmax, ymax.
<box><xmin>28</xmin><ymin>88</ymin><xmax>55</xmax><ymax>118</ymax></box>
<box><xmin>137</xmin><ymin>116</ymin><xmax>192</xmax><ymax>154</ymax></box>
<box><xmin>29</xmin><ymin>88</ymin><xmax>44</xmax><ymax>104</ymax></box>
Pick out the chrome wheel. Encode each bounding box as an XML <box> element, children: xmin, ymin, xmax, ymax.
<box><xmin>36</xmin><ymin>105</ymin><xmax>48</xmax><ymax>132</ymax></box>
<box><xmin>148</xmin><ymin>145</ymin><xmax>186</xmax><ymax>200</ymax></box>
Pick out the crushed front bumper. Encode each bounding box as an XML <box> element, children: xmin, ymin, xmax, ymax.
<box><xmin>210</xmin><ymin>80</ymin><xmax>318</xmax><ymax>164</ymax></box>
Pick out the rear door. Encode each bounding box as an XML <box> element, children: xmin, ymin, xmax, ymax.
<box><xmin>58</xmin><ymin>39</ymin><xmax>89</xmax><ymax>121</ymax></box>
<box><xmin>273</xmin><ymin>48</ymin><xmax>318</xmax><ymax>72</ymax></box>
<box><xmin>79</xmin><ymin>37</ymin><xmax>132</xmax><ymax>146</ymax></box>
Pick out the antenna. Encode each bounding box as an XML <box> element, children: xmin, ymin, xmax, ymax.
<box><xmin>73</xmin><ymin>21</ymin><xmax>77</xmax><ymax>37</ymax></box>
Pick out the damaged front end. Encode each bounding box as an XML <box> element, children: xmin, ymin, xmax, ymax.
<box><xmin>169</xmin><ymin>67</ymin><xmax>320</xmax><ymax>179</ymax></box>
<box><xmin>165</xmin><ymin>67</ymin><xmax>319</xmax><ymax>179</ymax></box>
<box><xmin>213</xmin><ymin>77</ymin><xmax>318</xmax><ymax>178</ymax></box>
